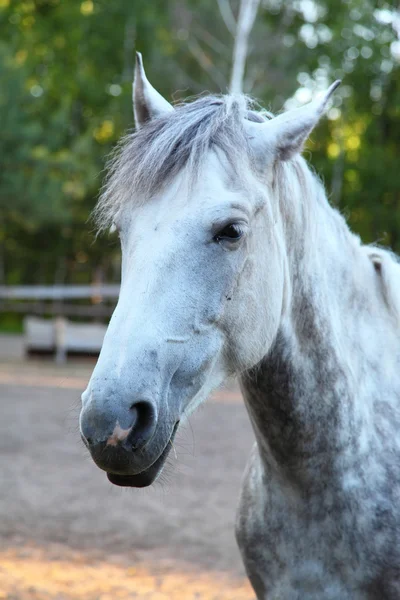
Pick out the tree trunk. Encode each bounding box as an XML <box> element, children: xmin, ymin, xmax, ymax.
<box><xmin>229</xmin><ymin>0</ymin><xmax>261</xmax><ymax>94</ymax></box>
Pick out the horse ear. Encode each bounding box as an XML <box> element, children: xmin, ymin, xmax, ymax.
<box><xmin>133</xmin><ymin>52</ymin><xmax>174</xmax><ymax>129</ymax></box>
<box><xmin>248</xmin><ymin>81</ymin><xmax>341</xmax><ymax>162</ymax></box>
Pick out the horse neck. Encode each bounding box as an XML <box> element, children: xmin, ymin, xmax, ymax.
<box><xmin>239</xmin><ymin>159</ymin><xmax>394</xmax><ymax>489</ymax></box>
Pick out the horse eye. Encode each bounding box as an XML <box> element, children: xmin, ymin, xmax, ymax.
<box><xmin>214</xmin><ymin>224</ymin><xmax>244</xmax><ymax>243</ymax></box>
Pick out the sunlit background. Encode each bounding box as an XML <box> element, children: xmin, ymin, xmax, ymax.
<box><xmin>0</xmin><ymin>1</ymin><xmax>399</xmax><ymax>598</ymax></box>
<box><xmin>1</xmin><ymin>0</ymin><xmax>399</xmax><ymax>328</ymax></box>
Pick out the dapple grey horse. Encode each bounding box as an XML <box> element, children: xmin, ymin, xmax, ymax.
<box><xmin>80</xmin><ymin>54</ymin><xmax>400</xmax><ymax>598</ymax></box>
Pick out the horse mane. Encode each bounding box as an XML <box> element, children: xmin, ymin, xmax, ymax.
<box><xmin>94</xmin><ymin>94</ymin><xmax>270</xmax><ymax>230</ymax></box>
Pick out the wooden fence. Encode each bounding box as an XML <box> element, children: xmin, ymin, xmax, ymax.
<box><xmin>0</xmin><ymin>285</ymin><xmax>120</xmax><ymax>362</ymax></box>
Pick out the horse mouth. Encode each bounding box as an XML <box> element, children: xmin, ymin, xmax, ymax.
<box><xmin>106</xmin><ymin>421</ymin><xmax>179</xmax><ymax>488</ymax></box>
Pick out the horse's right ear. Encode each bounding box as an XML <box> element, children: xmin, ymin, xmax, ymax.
<box><xmin>245</xmin><ymin>81</ymin><xmax>341</xmax><ymax>164</ymax></box>
<box><xmin>133</xmin><ymin>52</ymin><xmax>174</xmax><ymax>129</ymax></box>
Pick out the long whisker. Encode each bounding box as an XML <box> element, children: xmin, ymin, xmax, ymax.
<box><xmin>170</xmin><ymin>439</ymin><xmax>178</xmax><ymax>460</ymax></box>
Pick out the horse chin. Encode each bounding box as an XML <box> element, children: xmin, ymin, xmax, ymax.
<box><xmin>106</xmin><ymin>421</ymin><xmax>179</xmax><ymax>488</ymax></box>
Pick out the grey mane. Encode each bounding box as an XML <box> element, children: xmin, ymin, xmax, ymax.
<box><xmin>94</xmin><ymin>94</ymin><xmax>269</xmax><ymax>230</ymax></box>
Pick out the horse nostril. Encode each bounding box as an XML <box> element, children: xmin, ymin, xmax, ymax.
<box><xmin>80</xmin><ymin>396</ymin><xmax>157</xmax><ymax>450</ymax></box>
<box><xmin>127</xmin><ymin>400</ymin><xmax>157</xmax><ymax>450</ymax></box>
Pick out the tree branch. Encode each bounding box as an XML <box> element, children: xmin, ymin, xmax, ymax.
<box><xmin>229</xmin><ymin>0</ymin><xmax>261</xmax><ymax>94</ymax></box>
<box><xmin>216</xmin><ymin>0</ymin><xmax>237</xmax><ymax>36</ymax></box>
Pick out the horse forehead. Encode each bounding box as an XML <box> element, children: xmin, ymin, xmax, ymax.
<box><xmin>197</xmin><ymin>150</ymin><xmax>245</xmax><ymax>197</ymax></box>
<box><xmin>133</xmin><ymin>159</ymin><xmax>249</xmax><ymax>229</ymax></box>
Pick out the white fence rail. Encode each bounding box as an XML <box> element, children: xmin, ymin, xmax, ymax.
<box><xmin>24</xmin><ymin>316</ymin><xmax>107</xmax><ymax>363</ymax></box>
<box><xmin>0</xmin><ymin>285</ymin><xmax>120</xmax><ymax>300</ymax></box>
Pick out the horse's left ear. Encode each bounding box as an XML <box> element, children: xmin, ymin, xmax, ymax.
<box><xmin>247</xmin><ymin>81</ymin><xmax>341</xmax><ymax>162</ymax></box>
<box><xmin>133</xmin><ymin>52</ymin><xmax>174</xmax><ymax>129</ymax></box>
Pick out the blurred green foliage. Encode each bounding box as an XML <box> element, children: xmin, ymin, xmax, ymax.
<box><xmin>0</xmin><ymin>0</ymin><xmax>399</xmax><ymax>287</ymax></box>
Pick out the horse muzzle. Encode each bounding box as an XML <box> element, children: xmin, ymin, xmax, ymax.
<box><xmin>80</xmin><ymin>390</ymin><xmax>179</xmax><ymax>487</ymax></box>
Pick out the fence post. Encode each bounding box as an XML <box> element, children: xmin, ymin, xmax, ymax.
<box><xmin>54</xmin><ymin>316</ymin><xmax>67</xmax><ymax>364</ymax></box>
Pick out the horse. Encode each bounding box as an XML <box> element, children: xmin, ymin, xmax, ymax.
<box><xmin>80</xmin><ymin>53</ymin><xmax>400</xmax><ymax>598</ymax></box>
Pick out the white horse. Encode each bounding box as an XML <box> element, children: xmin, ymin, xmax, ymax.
<box><xmin>80</xmin><ymin>53</ymin><xmax>400</xmax><ymax>598</ymax></box>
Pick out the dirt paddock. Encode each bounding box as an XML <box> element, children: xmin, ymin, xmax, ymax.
<box><xmin>0</xmin><ymin>339</ymin><xmax>255</xmax><ymax>599</ymax></box>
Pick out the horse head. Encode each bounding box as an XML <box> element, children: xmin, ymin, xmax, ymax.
<box><xmin>80</xmin><ymin>53</ymin><xmax>339</xmax><ymax>487</ymax></box>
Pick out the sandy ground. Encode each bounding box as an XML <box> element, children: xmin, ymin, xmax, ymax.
<box><xmin>0</xmin><ymin>337</ymin><xmax>255</xmax><ymax>599</ymax></box>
